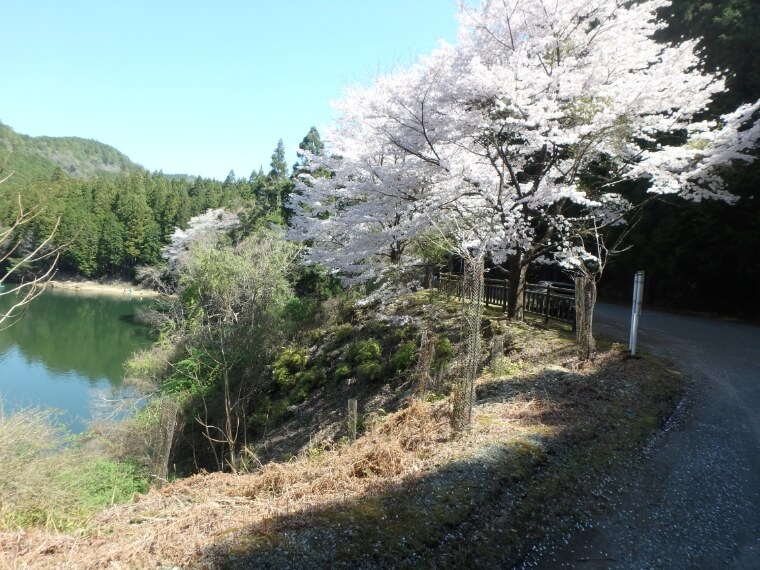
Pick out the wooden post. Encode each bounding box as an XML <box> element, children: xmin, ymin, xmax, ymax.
<box><xmin>502</xmin><ymin>279</ymin><xmax>508</xmax><ymax>313</ymax></box>
<box><xmin>491</xmin><ymin>335</ymin><xmax>504</xmax><ymax>376</ymax></box>
<box><xmin>347</xmin><ymin>399</ymin><xmax>358</xmax><ymax>441</ymax></box>
<box><xmin>544</xmin><ymin>285</ymin><xmax>551</xmax><ymax>324</ymax></box>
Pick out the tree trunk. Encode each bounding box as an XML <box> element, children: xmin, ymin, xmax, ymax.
<box><xmin>422</xmin><ymin>264</ymin><xmax>433</xmax><ymax>289</ymax></box>
<box><xmin>507</xmin><ymin>254</ymin><xmax>528</xmax><ymax>320</ymax></box>
<box><xmin>452</xmin><ymin>256</ymin><xmax>484</xmax><ymax>433</ymax></box>
<box><xmin>575</xmin><ymin>275</ymin><xmax>597</xmax><ymax>361</ymax></box>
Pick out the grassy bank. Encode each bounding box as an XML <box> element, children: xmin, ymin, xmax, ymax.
<box><xmin>0</xmin><ymin>407</ymin><xmax>149</xmax><ymax>533</ymax></box>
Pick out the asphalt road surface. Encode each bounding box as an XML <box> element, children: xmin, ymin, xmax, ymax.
<box><xmin>536</xmin><ymin>303</ymin><xmax>760</xmax><ymax>569</ymax></box>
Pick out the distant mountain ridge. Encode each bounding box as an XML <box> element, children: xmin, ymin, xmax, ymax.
<box><xmin>0</xmin><ymin>121</ymin><xmax>143</xmax><ymax>188</ymax></box>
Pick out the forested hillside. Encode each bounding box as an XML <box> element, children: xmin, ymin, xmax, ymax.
<box><xmin>0</xmin><ymin>133</ymin><xmax>295</xmax><ymax>278</ymax></box>
<box><xmin>0</xmin><ymin>122</ymin><xmax>141</xmax><ymax>188</ymax></box>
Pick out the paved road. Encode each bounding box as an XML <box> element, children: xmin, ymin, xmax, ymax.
<box><xmin>536</xmin><ymin>303</ymin><xmax>760</xmax><ymax>569</ymax></box>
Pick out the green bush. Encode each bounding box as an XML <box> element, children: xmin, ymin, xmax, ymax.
<box><xmin>301</xmin><ymin>368</ymin><xmax>326</xmax><ymax>389</ymax></box>
<box><xmin>349</xmin><ymin>339</ymin><xmax>382</xmax><ymax>364</ymax></box>
<box><xmin>162</xmin><ymin>347</ymin><xmax>220</xmax><ymax>396</ymax></box>
<box><xmin>335</xmin><ymin>363</ymin><xmax>352</xmax><ymax>380</ymax></box>
<box><xmin>125</xmin><ymin>343</ymin><xmax>172</xmax><ymax>383</ymax></box>
<box><xmin>391</xmin><ymin>326</ymin><xmax>414</xmax><ymax>343</ymax></box>
<box><xmin>340</xmin><ymin>338</ymin><xmax>384</xmax><ymax>381</ymax></box>
<box><xmin>282</xmin><ymin>297</ymin><xmax>320</xmax><ymax>330</ymax></box>
<box><xmin>294</xmin><ymin>387</ymin><xmax>309</xmax><ymax>402</ymax></box>
<box><xmin>433</xmin><ymin>336</ymin><xmax>454</xmax><ymax>373</ymax></box>
<box><xmin>356</xmin><ymin>362</ymin><xmax>382</xmax><ymax>381</ymax></box>
<box><xmin>272</xmin><ymin>346</ymin><xmax>309</xmax><ymax>388</ymax></box>
<box><xmin>391</xmin><ymin>340</ymin><xmax>418</xmax><ymax>372</ymax></box>
<box><xmin>332</xmin><ymin>323</ymin><xmax>353</xmax><ymax>345</ymax></box>
<box><xmin>309</xmin><ymin>328</ymin><xmax>326</xmax><ymax>343</ymax></box>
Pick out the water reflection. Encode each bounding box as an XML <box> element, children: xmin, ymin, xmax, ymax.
<box><xmin>0</xmin><ymin>289</ymin><xmax>154</xmax><ymax>430</ymax></box>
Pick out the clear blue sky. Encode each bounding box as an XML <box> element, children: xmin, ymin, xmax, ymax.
<box><xmin>0</xmin><ymin>1</ymin><xmax>462</xmax><ymax>180</ymax></box>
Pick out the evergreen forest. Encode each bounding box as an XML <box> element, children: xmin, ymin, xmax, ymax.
<box><xmin>0</xmin><ymin>131</ymin><xmax>296</xmax><ymax>279</ymax></box>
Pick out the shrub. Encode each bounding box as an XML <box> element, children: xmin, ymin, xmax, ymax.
<box><xmin>162</xmin><ymin>347</ymin><xmax>220</xmax><ymax>395</ymax></box>
<box><xmin>293</xmin><ymin>369</ymin><xmax>327</xmax><ymax>401</ymax></box>
<box><xmin>332</xmin><ymin>323</ymin><xmax>353</xmax><ymax>345</ymax></box>
<box><xmin>432</xmin><ymin>337</ymin><xmax>454</xmax><ymax>373</ymax></box>
<box><xmin>281</xmin><ymin>297</ymin><xmax>320</xmax><ymax>330</ymax></box>
<box><xmin>391</xmin><ymin>340</ymin><xmax>418</xmax><ymax>372</ymax></box>
<box><xmin>349</xmin><ymin>339</ymin><xmax>382</xmax><ymax>365</ymax></box>
<box><xmin>391</xmin><ymin>326</ymin><xmax>414</xmax><ymax>343</ymax></box>
<box><xmin>309</xmin><ymin>328</ymin><xmax>326</xmax><ymax>343</ymax></box>
<box><xmin>356</xmin><ymin>362</ymin><xmax>382</xmax><ymax>382</ymax></box>
<box><xmin>335</xmin><ymin>363</ymin><xmax>352</xmax><ymax>380</ymax></box>
<box><xmin>272</xmin><ymin>346</ymin><xmax>309</xmax><ymax>388</ymax></box>
<box><xmin>321</xmin><ymin>293</ymin><xmax>359</xmax><ymax>326</ymax></box>
<box><xmin>125</xmin><ymin>343</ymin><xmax>173</xmax><ymax>384</ymax></box>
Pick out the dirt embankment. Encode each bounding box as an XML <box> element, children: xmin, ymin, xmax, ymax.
<box><xmin>0</xmin><ymin>294</ymin><xmax>686</xmax><ymax>569</ymax></box>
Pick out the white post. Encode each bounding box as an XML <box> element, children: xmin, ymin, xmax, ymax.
<box><xmin>347</xmin><ymin>399</ymin><xmax>358</xmax><ymax>441</ymax></box>
<box><xmin>629</xmin><ymin>271</ymin><xmax>645</xmax><ymax>355</ymax></box>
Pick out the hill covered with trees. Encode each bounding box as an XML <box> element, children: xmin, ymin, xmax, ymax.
<box><xmin>0</xmin><ymin>126</ymin><xmax>297</xmax><ymax>278</ymax></box>
<box><xmin>0</xmin><ymin>122</ymin><xmax>142</xmax><ymax>188</ymax></box>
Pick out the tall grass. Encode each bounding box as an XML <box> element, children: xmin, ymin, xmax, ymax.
<box><xmin>0</xmin><ymin>405</ymin><xmax>148</xmax><ymax>532</ymax></box>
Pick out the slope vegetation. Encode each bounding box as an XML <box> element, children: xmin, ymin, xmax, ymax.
<box><xmin>0</xmin><ymin>292</ymin><xmax>685</xmax><ymax>568</ymax></box>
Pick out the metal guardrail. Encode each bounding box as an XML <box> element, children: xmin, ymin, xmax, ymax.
<box><xmin>437</xmin><ymin>272</ymin><xmax>576</xmax><ymax>328</ymax></box>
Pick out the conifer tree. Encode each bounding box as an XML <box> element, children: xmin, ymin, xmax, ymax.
<box><xmin>269</xmin><ymin>139</ymin><xmax>288</xmax><ymax>180</ymax></box>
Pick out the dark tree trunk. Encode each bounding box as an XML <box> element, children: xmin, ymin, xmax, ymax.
<box><xmin>507</xmin><ymin>254</ymin><xmax>528</xmax><ymax>319</ymax></box>
<box><xmin>575</xmin><ymin>275</ymin><xmax>597</xmax><ymax>361</ymax></box>
<box><xmin>422</xmin><ymin>264</ymin><xmax>433</xmax><ymax>289</ymax></box>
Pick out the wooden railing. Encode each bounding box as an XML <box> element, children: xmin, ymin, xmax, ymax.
<box><xmin>524</xmin><ymin>283</ymin><xmax>576</xmax><ymax>326</ymax></box>
<box><xmin>438</xmin><ymin>272</ymin><xmax>463</xmax><ymax>299</ymax></box>
<box><xmin>436</xmin><ymin>272</ymin><xmax>576</xmax><ymax>328</ymax></box>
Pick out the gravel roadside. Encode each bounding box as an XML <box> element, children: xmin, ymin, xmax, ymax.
<box><xmin>535</xmin><ymin>303</ymin><xmax>760</xmax><ymax>569</ymax></box>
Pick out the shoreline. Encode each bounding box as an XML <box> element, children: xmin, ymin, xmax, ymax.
<box><xmin>46</xmin><ymin>278</ymin><xmax>163</xmax><ymax>298</ymax></box>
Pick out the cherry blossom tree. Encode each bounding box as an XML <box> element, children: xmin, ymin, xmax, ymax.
<box><xmin>290</xmin><ymin>0</ymin><xmax>760</xmax><ymax>423</ymax></box>
<box><xmin>162</xmin><ymin>208</ymin><xmax>239</xmax><ymax>272</ymax></box>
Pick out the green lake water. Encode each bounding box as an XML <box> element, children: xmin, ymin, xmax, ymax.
<box><xmin>0</xmin><ymin>289</ymin><xmax>155</xmax><ymax>432</ymax></box>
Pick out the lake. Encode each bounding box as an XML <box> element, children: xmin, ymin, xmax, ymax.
<box><xmin>0</xmin><ymin>289</ymin><xmax>155</xmax><ymax>432</ymax></box>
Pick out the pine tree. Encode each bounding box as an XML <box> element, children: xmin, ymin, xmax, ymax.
<box><xmin>293</xmin><ymin>127</ymin><xmax>327</xmax><ymax>177</ymax></box>
<box><xmin>269</xmin><ymin>139</ymin><xmax>288</xmax><ymax>180</ymax></box>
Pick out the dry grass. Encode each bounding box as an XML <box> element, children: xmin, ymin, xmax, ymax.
<box><xmin>0</xmin><ymin>405</ymin><xmax>148</xmax><ymax>546</ymax></box>
<box><xmin>0</xmin><ymin>339</ymin><xmax>685</xmax><ymax>569</ymax></box>
<box><xmin>0</xmin><ymin>400</ymin><xmax>452</xmax><ymax>569</ymax></box>
<box><xmin>0</xmin><ymin>408</ymin><xmax>71</xmax><ymax>531</ymax></box>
